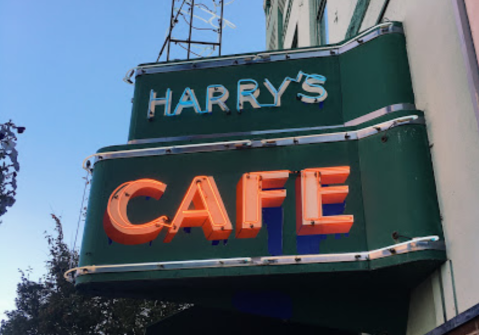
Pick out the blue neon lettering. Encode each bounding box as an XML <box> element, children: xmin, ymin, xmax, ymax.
<box><xmin>148</xmin><ymin>89</ymin><xmax>173</xmax><ymax>118</ymax></box>
<box><xmin>149</xmin><ymin>71</ymin><xmax>328</xmax><ymax>118</ymax></box>
<box><xmin>237</xmin><ymin>79</ymin><xmax>260</xmax><ymax>112</ymax></box>
<box><xmin>297</xmin><ymin>74</ymin><xmax>328</xmax><ymax>103</ymax></box>
<box><xmin>172</xmin><ymin>87</ymin><xmax>204</xmax><ymax>116</ymax></box>
<box><xmin>206</xmin><ymin>85</ymin><xmax>230</xmax><ymax>113</ymax></box>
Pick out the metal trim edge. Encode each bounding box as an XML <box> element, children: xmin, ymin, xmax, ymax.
<box><xmin>65</xmin><ymin>236</ymin><xmax>443</xmax><ymax>282</ymax></box>
<box><xmin>128</xmin><ymin>103</ymin><xmax>416</xmax><ymax>145</ymax></box>
<box><xmin>83</xmin><ymin>114</ymin><xmax>422</xmax><ymax>171</ymax></box>
<box><xmin>125</xmin><ymin>22</ymin><xmax>402</xmax><ymax>80</ymax></box>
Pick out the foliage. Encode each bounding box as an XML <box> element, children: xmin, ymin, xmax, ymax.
<box><xmin>0</xmin><ymin>120</ymin><xmax>25</xmax><ymax>221</ymax></box>
<box><xmin>0</xmin><ymin>214</ymin><xmax>187</xmax><ymax>335</ymax></box>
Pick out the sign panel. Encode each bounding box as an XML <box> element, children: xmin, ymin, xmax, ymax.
<box><xmin>79</xmin><ymin>119</ymin><xmax>442</xmax><ymax>268</ymax></box>
<box><xmin>128</xmin><ymin>23</ymin><xmax>414</xmax><ymax>142</ymax></box>
<box><xmin>72</xmin><ymin>23</ymin><xmax>445</xmax><ymax>306</ymax></box>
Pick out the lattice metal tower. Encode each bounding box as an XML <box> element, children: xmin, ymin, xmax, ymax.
<box><xmin>157</xmin><ymin>0</ymin><xmax>235</xmax><ymax>62</ymax></box>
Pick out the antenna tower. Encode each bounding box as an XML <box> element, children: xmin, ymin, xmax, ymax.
<box><xmin>156</xmin><ymin>0</ymin><xmax>236</xmax><ymax>62</ymax></box>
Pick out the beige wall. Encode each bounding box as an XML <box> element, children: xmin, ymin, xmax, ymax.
<box><xmin>360</xmin><ymin>0</ymin><xmax>386</xmax><ymax>32</ymax></box>
<box><xmin>268</xmin><ymin>0</ymin><xmax>479</xmax><ymax>333</ymax></box>
<box><xmin>382</xmin><ymin>0</ymin><xmax>479</xmax><ymax>333</ymax></box>
<box><xmin>282</xmin><ymin>0</ymin><xmax>357</xmax><ymax>48</ymax></box>
<box><xmin>326</xmin><ymin>0</ymin><xmax>357</xmax><ymax>44</ymax></box>
<box><xmin>283</xmin><ymin>0</ymin><xmax>313</xmax><ymax>48</ymax></box>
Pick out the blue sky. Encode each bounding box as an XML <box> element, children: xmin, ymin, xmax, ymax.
<box><xmin>0</xmin><ymin>0</ymin><xmax>265</xmax><ymax>318</ymax></box>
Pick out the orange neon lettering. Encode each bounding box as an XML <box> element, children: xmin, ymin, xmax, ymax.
<box><xmin>236</xmin><ymin>170</ymin><xmax>289</xmax><ymax>238</ymax></box>
<box><xmin>103</xmin><ymin>179</ymin><xmax>171</xmax><ymax>245</ymax></box>
<box><xmin>296</xmin><ymin>167</ymin><xmax>353</xmax><ymax>235</ymax></box>
<box><xmin>164</xmin><ymin>176</ymin><xmax>232</xmax><ymax>242</ymax></box>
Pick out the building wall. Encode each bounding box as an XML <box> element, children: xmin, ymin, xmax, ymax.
<box><xmin>267</xmin><ymin>0</ymin><xmax>353</xmax><ymax>50</ymax></box>
<box><xmin>381</xmin><ymin>1</ymin><xmax>479</xmax><ymax>333</ymax></box>
<box><xmin>326</xmin><ymin>0</ymin><xmax>357</xmax><ymax>44</ymax></box>
<box><xmin>359</xmin><ymin>0</ymin><xmax>386</xmax><ymax>32</ymax></box>
<box><xmin>282</xmin><ymin>0</ymin><xmax>313</xmax><ymax>48</ymax></box>
<box><xmin>264</xmin><ymin>0</ymin><xmax>280</xmax><ymax>50</ymax></box>
<box><xmin>275</xmin><ymin>0</ymin><xmax>357</xmax><ymax>48</ymax></box>
<box><xmin>265</xmin><ymin>0</ymin><xmax>479</xmax><ymax>334</ymax></box>
<box><xmin>352</xmin><ymin>0</ymin><xmax>479</xmax><ymax>333</ymax></box>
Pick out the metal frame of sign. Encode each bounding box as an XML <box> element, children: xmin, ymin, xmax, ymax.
<box><xmin>71</xmin><ymin>21</ymin><xmax>446</xmax><ymax>335</ymax></box>
<box><xmin>66</xmin><ymin>235</ymin><xmax>443</xmax><ymax>281</ymax></box>
<box><xmin>125</xmin><ymin>22</ymin><xmax>401</xmax><ymax>80</ymax></box>
<box><xmin>83</xmin><ymin>113</ymin><xmax>421</xmax><ymax>170</ymax></box>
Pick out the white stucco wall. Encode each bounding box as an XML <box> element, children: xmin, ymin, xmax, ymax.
<box><xmin>283</xmin><ymin>0</ymin><xmax>312</xmax><ymax>48</ymax></box>
<box><xmin>360</xmin><ymin>0</ymin><xmax>386</xmax><ymax>32</ymax></box>
<box><xmin>266</xmin><ymin>0</ymin><xmax>479</xmax><ymax>333</ymax></box>
<box><xmin>282</xmin><ymin>0</ymin><xmax>357</xmax><ymax>48</ymax></box>
<box><xmin>381</xmin><ymin>0</ymin><xmax>479</xmax><ymax>333</ymax></box>
<box><xmin>326</xmin><ymin>0</ymin><xmax>357</xmax><ymax>43</ymax></box>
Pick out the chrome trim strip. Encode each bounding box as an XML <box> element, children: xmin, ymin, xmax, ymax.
<box><xmin>129</xmin><ymin>125</ymin><xmax>345</xmax><ymax>145</ymax></box>
<box><xmin>130</xmin><ymin>22</ymin><xmax>401</xmax><ymax>78</ymax></box>
<box><xmin>343</xmin><ymin>103</ymin><xmax>416</xmax><ymax>127</ymax></box>
<box><xmin>128</xmin><ymin>103</ymin><xmax>416</xmax><ymax>145</ymax></box>
<box><xmin>65</xmin><ymin>236</ymin><xmax>443</xmax><ymax>282</ymax></box>
<box><xmin>83</xmin><ymin>115</ymin><xmax>422</xmax><ymax>171</ymax></box>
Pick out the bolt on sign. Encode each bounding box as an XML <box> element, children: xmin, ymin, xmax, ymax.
<box><xmin>69</xmin><ymin>22</ymin><xmax>446</xmax><ymax>334</ymax></box>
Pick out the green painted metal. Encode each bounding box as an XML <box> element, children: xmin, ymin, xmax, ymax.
<box><xmin>359</xmin><ymin>126</ymin><xmax>442</xmax><ymax>251</ymax></box>
<box><xmin>82</xmin><ymin>136</ymin><xmax>366</xmax><ymax>267</ymax></box>
<box><xmin>129</xmin><ymin>54</ymin><xmax>342</xmax><ymax>141</ymax></box>
<box><xmin>106</xmin><ymin>109</ymin><xmax>419</xmax><ymax>150</ymax></box>
<box><xmin>77</xmin><ymin>251</ymin><xmax>445</xmax><ymax>334</ymax></box>
<box><xmin>340</xmin><ymin>33</ymin><xmax>414</xmax><ymax>122</ymax></box>
<box><xmin>128</xmin><ymin>24</ymin><xmax>413</xmax><ymax>142</ymax></box>
<box><xmin>79</xmin><ymin>118</ymin><xmax>444</xmax><ymax>334</ymax></box>
<box><xmin>346</xmin><ymin>0</ymin><xmax>371</xmax><ymax>39</ymax></box>
<box><xmin>76</xmin><ymin>22</ymin><xmax>445</xmax><ymax>334</ymax></box>
<box><xmin>79</xmin><ymin>122</ymin><xmax>443</xmax><ymax>271</ymax></box>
